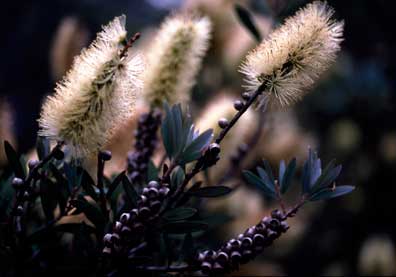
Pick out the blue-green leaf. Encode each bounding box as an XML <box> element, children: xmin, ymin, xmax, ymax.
<box><xmin>171</xmin><ymin>166</ymin><xmax>185</xmax><ymax>189</ymax></box>
<box><xmin>256</xmin><ymin>166</ymin><xmax>275</xmax><ymax>194</ymax></box>
<box><xmin>163</xmin><ymin>207</ymin><xmax>197</xmax><ymax>222</ymax></box>
<box><xmin>243</xmin><ymin>170</ymin><xmax>276</xmax><ymax>198</ymax></box>
<box><xmin>309</xmin><ymin>185</ymin><xmax>355</xmax><ymax>201</ymax></box>
<box><xmin>280</xmin><ymin>158</ymin><xmax>297</xmax><ymax>194</ymax></box>
<box><xmin>4</xmin><ymin>140</ymin><xmax>25</xmax><ymax>178</ymax></box>
<box><xmin>234</xmin><ymin>4</ymin><xmax>262</xmax><ymax>42</ymax></box>
<box><xmin>180</xmin><ymin>129</ymin><xmax>213</xmax><ymax>164</ymax></box>
<box><xmin>188</xmin><ymin>186</ymin><xmax>232</xmax><ymax>198</ymax></box>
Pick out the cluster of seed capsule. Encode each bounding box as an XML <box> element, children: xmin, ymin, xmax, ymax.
<box><xmin>196</xmin><ymin>209</ymin><xmax>289</xmax><ymax>274</ymax></box>
<box><xmin>127</xmin><ymin>110</ymin><xmax>162</xmax><ymax>184</ymax></box>
<box><xmin>103</xmin><ymin>180</ymin><xmax>170</xmax><ymax>255</ymax></box>
<box><xmin>217</xmin><ymin>94</ymin><xmax>249</xmax><ymax>130</ymax></box>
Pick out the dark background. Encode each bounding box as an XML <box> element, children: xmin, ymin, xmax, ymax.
<box><xmin>1</xmin><ymin>0</ymin><xmax>395</xmax><ymax>275</ymax></box>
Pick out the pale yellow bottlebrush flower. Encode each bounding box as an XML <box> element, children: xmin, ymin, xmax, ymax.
<box><xmin>240</xmin><ymin>1</ymin><xmax>344</xmax><ymax>110</ymax></box>
<box><xmin>39</xmin><ymin>15</ymin><xmax>144</xmax><ymax>159</ymax></box>
<box><xmin>143</xmin><ymin>14</ymin><xmax>211</xmax><ymax>107</ymax></box>
<box><xmin>195</xmin><ymin>93</ymin><xmax>257</xmax><ymax>182</ymax></box>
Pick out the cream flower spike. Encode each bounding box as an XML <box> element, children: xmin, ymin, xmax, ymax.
<box><xmin>143</xmin><ymin>14</ymin><xmax>211</xmax><ymax>107</ymax></box>
<box><xmin>240</xmin><ymin>1</ymin><xmax>344</xmax><ymax>110</ymax></box>
<box><xmin>38</xmin><ymin>15</ymin><xmax>144</xmax><ymax>159</ymax></box>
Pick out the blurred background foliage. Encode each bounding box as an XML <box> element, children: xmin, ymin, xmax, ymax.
<box><xmin>1</xmin><ymin>0</ymin><xmax>395</xmax><ymax>275</ymax></box>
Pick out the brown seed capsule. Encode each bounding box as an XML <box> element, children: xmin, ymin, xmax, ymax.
<box><xmin>149</xmin><ymin>200</ymin><xmax>161</xmax><ymax>212</ymax></box>
<box><xmin>139</xmin><ymin>207</ymin><xmax>151</xmax><ymax>218</ymax></box>
<box><xmin>217</xmin><ymin>251</ymin><xmax>229</xmax><ymax>264</ymax></box>
<box><xmin>230</xmin><ymin>251</ymin><xmax>241</xmax><ymax>263</ymax></box>
<box><xmin>148</xmin><ymin>180</ymin><xmax>159</xmax><ymax>188</ymax></box>
<box><xmin>114</xmin><ymin>221</ymin><xmax>122</xmax><ymax>232</ymax></box>
<box><xmin>120</xmin><ymin>213</ymin><xmax>130</xmax><ymax>224</ymax></box>
<box><xmin>121</xmin><ymin>226</ymin><xmax>132</xmax><ymax>236</ymax></box>
<box><xmin>28</xmin><ymin>159</ymin><xmax>39</xmax><ymax>169</ymax></box>
<box><xmin>242</xmin><ymin>92</ymin><xmax>251</xmax><ymax>100</ymax></box>
<box><xmin>234</xmin><ymin>100</ymin><xmax>244</xmax><ymax>110</ymax></box>
<box><xmin>218</xmin><ymin>118</ymin><xmax>229</xmax><ymax>129</ymax></box>
<box><xmin>241</xmin><ymin>250</ymin><xmax>253</xmax><ymax>263</ymax></box>
<box><xmin>253</xmin><ymin>234</ymin><xmax>266</xmax><ymax>246</ymax></box>
<box><xmin>242</xmin><ymin>237</ymin><xmax>253</xmax><ymax>248</ymax></box>
<box><xmin>159</xmin><ymin>187</ymin><xmax>170</xmax><ymax>197</ymax></box>
<box><xmin>213</xmin><ymin>262</ymin><xmax>224</xmax><ymax>272</ymax></box>
<box><xmin>99</xmin><ymin>150</ymin><xmax>112</xmax><ymax>161</ymax></box>
<box><xmin>280</xmin><ymin>221</ymin><xmax>290</xmax><ymax>232</ymax></box>
<box><xmin>147</xmin><ymin>187</ymin><xmax>158</xmax><ymax>198</ymax></box>
<box><xmin>201</xmin><ymin>261</ymin><xmax>212</xmax><ymax>274</ymax></box>
<box><xmin>12</xmin><ymin>178</ymin><xmax>24</xmax><ymax>188</ymax></box>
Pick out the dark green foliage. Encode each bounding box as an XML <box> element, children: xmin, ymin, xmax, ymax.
<box><xmin>188</xmin><ymin>186</ymin><xmax>232</xmax><ymax>198</ymax></box>
<box><xmin>4</xmin><ymin>140</ymin><xmax>25</xmax><ymax>178</ymax></box>
<box><xmin>243</xmin><ymin>152</ymin><xmax>354</xmax><ymax>201</ymax></box>
<box><xmin>234</xmin><ymin>4</ymin><xmax>262</xmax><ymax>42</ymax></box>
<box><xmin>163</xmin><ymin>207</ymin><xmax>197</xmax><ymax>222</ymax></box>
<box><xmin>161</xmin><ymin>103</ymin><xmax>213</xmax><ymax>165</ymax></box>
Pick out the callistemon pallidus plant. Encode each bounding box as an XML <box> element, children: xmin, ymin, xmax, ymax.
<box><xmin>127</xmin><ymin>14</ymin><xmax>211</xmax><ymax>184</ymax></box>
<box><xmin>240</xmin><ymin>1</ymin><xmax>344</xmax><ymax>110</ymax></box>
<box><xmin>39</xmin><ymin>15</ymin><xmax>144</xmax><ymax>159</ymax></box>
<box><xmin>143</xmin><ymin>14</ymin><xmax>211</xmax><ymax>107</ymax></box>
<box><xmin>0</xmin><ymin>2</ymin><xmax>354</xmax><ymax>276</ymax></box>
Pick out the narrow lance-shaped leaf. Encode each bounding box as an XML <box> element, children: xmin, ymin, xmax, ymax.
<box><xmin>4</xmin><ymin>141</ymin><xmax>25</xmax><ymax>178</ymax></box>
<box><xmin>163</xmin><ymin>207</ymin><xmax>197</xmax><ymax>222</ymax></box>
<box><xmin>243</xmin><ymin>170</ymin><xmax>276</xmax><ymax>198</ymax></box>
<box><xmin>257</xmin><ymin>166</ymin><xmax>276</xmax><ymax>194</ymax></box>
<box><xmin>180</xmin><ymin>129</ymin><xmax>213</xmax><ymax>164</ymax></box>
<box><xmin>280</xmin><ymin>158</ymin><xmax>297</xmax><ymax>194</ymax></box>
<box><xmin>309</xmin><ymin>185</ymin><xmax>355</xmax><ymax>201</ymax></box>
<box><xmin>234</xmin><ymin>4</ymin><xmax>262</xmax><ymax>42</ymax></box>
<box><xmin>188</xmin><ymin>186</ymin><xmax>232</xmax><ymax>198</ymax></box>
<box><xmin>122</xmin><ymin>175</ymin><xmax>138</xmax><ymax>207</ymax></box>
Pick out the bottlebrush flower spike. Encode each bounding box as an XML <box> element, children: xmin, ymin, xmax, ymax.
<box><xmin>143</xmin><ymin>14</ymin><xmax>211</xmax><ymax>107</ymax></box>
<box><xmin>38</xmin><ymin>15</ymin><xmax>144</xmax><ymax>159</ymax></box>
<box><xmin>240</xmin><ymin>1</ymin><xmax>344</xmax><ymax>110</ymax></box>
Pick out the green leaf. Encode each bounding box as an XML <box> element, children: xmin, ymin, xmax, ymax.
<box><xmin>147</xmin><ymin>160</ymin><xmax>159</xmax><ymax>182</ymax></box>
<box><xmin>243</xmin><ymin>170</ymin><xmax>276</xmax><ymax>198</ymax></box>
<box><xmin>70</xmin><ymin>199</ymin><xmax>105</xmax><ymax>233</ymax></box>
<box><xmin>106</xmin><ymin>171</ymin><xmax>126</xmax><ymax>199</ymax></box>
<box><xmin>280</xmin><ymin>158</ymin><xmax>297</xmax><ymax>194</ymax></box>
<box><xmin>122</xmin><ymin>175</ymin><xmax>138</xmax><ymax>207</ymax></box>
<box><xmin>4</xmin><ymin>140</ymin><xmax>25</xmax><ymax>178</ymax></box>
<box><xmin>80</xmin><ymin>169</ymin><xmax>98</xmax><ymax>201</ymax></box>
<box><xmin>161</xmin><ymin>103</ymin><xmax>175</xmax><ymax>158</ymax></box>
<box><xmin>0</xmin><ymin>174</ymin><xmax>14</xmax><ymax>219</ymax></box>
<box><xmin>311</xmin><ymin>163</ymin><xmax>342</xmax><ymax>194</ymax></box>
<box><xmin>257</xmin><ymin>166</ymin><xmax>275</xmax><ymax>193</ymax></box>
<box><xmin>40</xmin><ymin>178</ymin><xmax>59</xmax><ymax>221</ymax></box>
<box><xmin>171</xmin><ymin>166</ymin><xmax>185</xmax><ymax>190</ymax></box>
<box><xmin>188</xmin><ymin>186</ymin><xmax>232</xmax><ymax>198</ymax></box>
<box><xmin>180</xmin><ymin>129</ymin><xmax>213</xmax><ymax>164</ymax></box>
<box><xmin>262</xmin><ymin>160</ymin><xmax>275</xmax><ymax>184</ymax></box>
<box><xmin>163</xmin><ymin>207</ymin><xmax>197</xmax><ymax>222</ymax></box>
<box><xmin>49</xmin><ymin>163</ymin><xmax>69</xmax><ymax>213</ymax></box>
<box><xmin>309</xmin><ymin>185</ymin><xmax>355</xmax><ymax>201</ymax></box>
<box><xmin>163</xmin><ymin>221</ymin><xmax>208</xmax><ymax>234</ymax></box>
<box><xmin>234</xmin><ymin>4</ymin><xmax>262</xmax><ymax>42</ymax></box>
<box><xmin>36</xmin><ymin>137</ymin><xmax>50</xmax><ymax>160</ymax></box>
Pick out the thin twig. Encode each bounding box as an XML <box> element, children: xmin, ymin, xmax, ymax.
<box><xmin>215</xmin><ymin>83</ymin><xmax>266</xmax><ymax>144</ymax></box>
<box><xmin>119</xmin><ymin>32</ymin><xmax>141</xmax><ymax>58</ymax></box>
